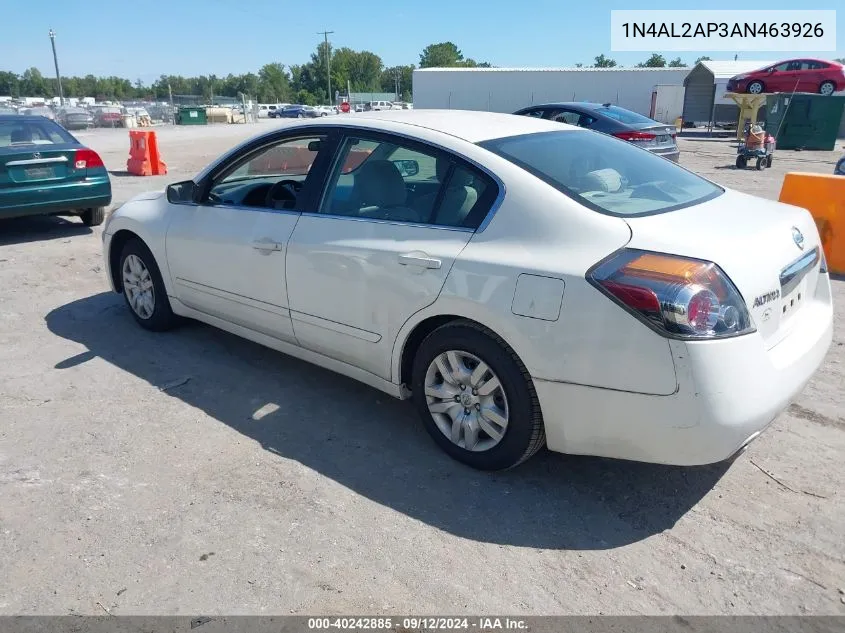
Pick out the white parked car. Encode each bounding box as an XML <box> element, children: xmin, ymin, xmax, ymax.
<box><xmin>313</xmin><ymin>105</ymin><xmax>335</xmax><ymax>117</ymax></box>
<box><xmin>101</xmin><ymin>111</ymin><xmax>833</xmax><ymax>470</ymax></box>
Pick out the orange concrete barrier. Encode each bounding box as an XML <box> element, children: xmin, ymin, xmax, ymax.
<box><xmin>126</xmin><ymin>130</ymin><xmax>167</xmax><ymax>176</ymax></box>
<box><xmin>779</xmin><ymin>172</ymin><xmax>845</xmax><ymax>275</ymax></box>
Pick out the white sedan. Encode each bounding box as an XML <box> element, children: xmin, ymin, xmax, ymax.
<box><xmin>102</xmin><ymin>110</ymin><xmax>833</xmax><ymax>470</ymax></box>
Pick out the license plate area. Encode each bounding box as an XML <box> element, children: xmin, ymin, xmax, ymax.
<box><xmin>10</xmin><ymin>165</ymin><xmax>66</xmax><ymax>183</ymax></box>
<box><xmin>25</xmin><ymin>167</ymin><xmax>55</xmax><ymax>179</ymax></box>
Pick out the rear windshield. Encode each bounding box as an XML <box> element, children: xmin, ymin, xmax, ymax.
<box><xmin>480</xmin><ymin>130</ymin><xmax>722</xmax><ymax>216</ymax></box>
<box><xmin>0</xmin><ymin>119</ymin><xmax>75</xmax><ymax>148</ymax></box>
<box><xmin>594</xmin><ymin>105</ymin><xmax>657</xmax><ymax>125</ymax></box>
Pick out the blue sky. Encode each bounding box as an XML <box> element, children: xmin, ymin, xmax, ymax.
<box><xmin>3</xmin><ymin>0</ymin><xmax>842</xmax><ymax>83</ymax></box>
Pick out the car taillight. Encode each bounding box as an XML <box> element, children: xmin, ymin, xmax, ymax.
<box><xmin>74</xmin><ymin>148</ymin><xmax>104</xmax><ymax>170</ymax></box>
<box><xmin>613</xmin><ymin>131</ymin><xmax>657</xmax><ymax>146</ymax></box>
<box><xmin>588</xmin><ymin>249</ymin><xmax>755</xmax><ymax>339</ymax></box>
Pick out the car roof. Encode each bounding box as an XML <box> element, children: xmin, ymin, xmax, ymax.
<box><xmin>305</xmin><ymin>109</ymin><xmax>570</xmax><ymax>142</ymax></box>
<box><xmin>0</xmin><ymin>114</ymin><xmax>53</xmax><ymax>122</ymax></box>
<box><xmin>525</xmin><ymin>102</ymin><xmax>625</xmax><ymax>111</ymax></box>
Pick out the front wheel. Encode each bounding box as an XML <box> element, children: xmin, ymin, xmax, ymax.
<box><xmin>747</xmin><ymin>81</ymin><xmax>764</xmax><ymax>94</ymax></box>
<box><xmin>118</xmin><ymin>238</ymin><xmax>179</xmax><ymax>331</ymax></box>
<box><xmin>411</xmin><ymin>321</ymin><xmax>545</xmax><ymax>470</ymax></box>
<box><xmin>819</xmin><ymin>81</ymin><xmax>836</xmax><ymax>96</ymax></box>
<box><xmin>756</xmin><ymin>157</ymin><xmax>766</xmax><ymax>170</ymax></box>
<box><xmin>736</xmin><ymin>155</ymin><xmax>747</xmax><ymax>169</ymax></box>
<box><xmin>766</xmin><ymin>155</ymin><xmax>774</xmax><ymax>168</ymax></box>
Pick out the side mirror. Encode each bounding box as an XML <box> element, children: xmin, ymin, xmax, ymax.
<box><xmin>392</xmin><ymin>159</ymin><xmax>419</xmax><ymax>178</ymax></box>
<box><xmin>308</xmin><ymin>140</ymin><xmax>322</xmax><ymax>152</ymax></box>
<box><xmin>166</xmin><ymin>180</ymin><xmax>196</xmax><ymax>204</ymax></box>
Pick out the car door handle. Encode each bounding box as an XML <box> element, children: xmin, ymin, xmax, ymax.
<box><xmin>251</xmin><ymin>238</ymin><xmax>283</xmax><ymax>252</ymax></box>
<box><xmin>398</xmin><ymin>253</ymin><xmax>441</xmax><ymax>269</ymax></box>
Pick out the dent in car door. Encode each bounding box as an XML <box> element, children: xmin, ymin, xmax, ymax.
<box><xmin>285</xmin><ymin>217</ymin><xmax>472</xmax><ymax>380</ymax></box>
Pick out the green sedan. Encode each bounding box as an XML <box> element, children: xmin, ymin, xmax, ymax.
<box><xmin>0</xmin><ymin>114</ymin><xmax>111</xmax><ymax>225</ymax></box>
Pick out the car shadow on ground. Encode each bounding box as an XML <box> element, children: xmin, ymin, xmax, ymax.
<box><xmin>46</xmin><ymin>292</ymin><xmax>731</xmax><ymax>551</ymax></box>
<box><xmin>0</xmin><ymin>215</ymin><xmax>92</xmax><ymax>246</ymax></box>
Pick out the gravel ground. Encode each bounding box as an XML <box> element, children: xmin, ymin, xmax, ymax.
<box><xmin>0</xmin><ymin>121</ymin><xmax>843</xmax><ymax>616</ymax></box>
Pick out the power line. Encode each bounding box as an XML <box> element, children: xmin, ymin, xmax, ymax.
<box><xmin>317</xmin><ymin>30</ymin><xmax>334</xmax><ymax>105</ymax></box>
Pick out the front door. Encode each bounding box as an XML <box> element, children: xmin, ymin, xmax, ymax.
<box><xmin>165</xmin><ymin>133</ymin><xmax>330</xmax><ymax>343</ymax></box>
<box><xmin>285</xmin><ymin>130</ymin><xmax>498</xmax><ymax>381</ymax></box>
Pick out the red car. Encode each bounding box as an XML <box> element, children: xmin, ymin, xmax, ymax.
<box><xmin>727</xmin><ymin>58</ymin><xmax>845</xmax><ymax>96</ymax></box>
<box><xmin>728</xmin><ymin>59</ymin><xmax>845</xmax><ymax>95</ymax></box>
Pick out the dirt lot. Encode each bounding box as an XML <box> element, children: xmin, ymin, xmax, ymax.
<box><xmin>1</xmin><ymin>121</ymin><xmax>843</xmax><ymax>616</ymax></box>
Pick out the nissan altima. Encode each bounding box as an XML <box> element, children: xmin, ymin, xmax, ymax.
<box><xmin>101</xmin><ymin>110</ymin><xmax>833</xmax><ymax>470</ymax></box>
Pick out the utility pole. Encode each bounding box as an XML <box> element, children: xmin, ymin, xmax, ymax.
<box><xmin>48</xmin><ymin>29</ymin><xmax>63</xmax><ymax>106</ymax></box>
<box><xmin>317</xmin><ymin>30</ymin><xmax>334</xmax><ymax>105</ymax></box>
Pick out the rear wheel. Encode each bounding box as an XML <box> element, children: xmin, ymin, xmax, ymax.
<box><xmin>736</xmin><ymin>155</ymin><xmax>747</xmax><ymax>169</ymax></box>
<box><xmin>80</xmin><ymin>207</ymin><xmax>105</xmax><ymax>226</ymax></box>
<box><xmin>411</xmin><ymin>321</ymin><xmax>545</xmax><ymax>470</ymax></box>
<box><xmin>747</xmin><ymin>81</ymin><xmax>765</xmax><ymax>94</ymax></box>
<box><xmin>756</xmin><ymin>157</ymin><xmax>766</xmax><ymax>170</ymax></box>
<box><xmin>118</xmin><ymin>238</ymin><xmax>178</xmax><ymax>331</ymax></box>
<box><xmin>819</xmin><ymin>81</ymin><xmax>836</xmax><ymax>96</ymax></box>
<box><xmin>766</xmin><ymin>155</ymin><xmax>774</xmax><ymax>168</ymax></box>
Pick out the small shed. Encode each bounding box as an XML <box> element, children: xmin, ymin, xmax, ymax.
<box><xmin>682</xmin><ymin>60</ymin><xmax>773</xmax><ymax>128</ymax></box>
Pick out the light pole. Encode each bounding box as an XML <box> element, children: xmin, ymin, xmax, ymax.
<box><xmin>317</xmin><ymin>30</ymin><xmax>334</xmax><ymax>105</ymax></box>
<box><xmin>48</xmin><ymin>29</ymin><xmax>64</xmax><ymax>106</ymax></box>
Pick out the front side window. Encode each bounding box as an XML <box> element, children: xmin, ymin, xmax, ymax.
<box><xmin>480</xmin><ymin>130</ymin><xmax>722</xmax><ymax>217</ymax></box>
<box><xmin>207</xmin><ymin>136</ymin><xmax>324</xmax><ymax>210</ymax></box>
<box><xmin>321</xmin><ymin>134</ymin><xmax>496</xmax><ymax>228</ymax></box>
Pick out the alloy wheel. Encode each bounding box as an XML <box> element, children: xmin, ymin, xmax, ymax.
<box><xmin>122</xmin><ymin>254</ymin><xmax>155</xmax><ymax>319</ymax></box>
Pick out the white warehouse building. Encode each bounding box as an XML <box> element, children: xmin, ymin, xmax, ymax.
<box><xmin>412</xmin><ymin>67</ymin><xmax>692</xmax><ymax>121</ymax></box>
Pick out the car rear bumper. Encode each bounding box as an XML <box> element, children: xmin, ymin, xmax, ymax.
<box><xmin>651</xmin><ymin>147</ymin><xmax>680</xmax><ymax>162</ymax></box>
<box><xmin>536</xmin><ymin>274</ymin><xmax>833</xmax><ymax>466</ymax></box>
<box><xmin>0</xmin><ymin>177</ymin><xmax>112</xmax><ymax>219</ymax></box>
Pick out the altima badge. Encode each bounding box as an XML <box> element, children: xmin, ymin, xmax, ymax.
<box><xmin>753</xmin><ymin>290</ymin><xmax>780</xmax><ymax>308</ymax></box>
<box><xmin>792</xmin><ymin>227</ymin><xmax>805</xmax><ymax>250</ymax></box>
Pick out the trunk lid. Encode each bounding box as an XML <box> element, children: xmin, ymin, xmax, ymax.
<box><xmin>624</xmin><ymin>188</ymin><xmax>823</xmax><ymax>349</ymax></box>
<box><xmin>633</xmin><ymin>123</ymin><xmax>678</xmax><ymax>150</ymax></box>
<box><xmin>0</xmin><ymin>143</ymin><xmax>85</xmax><ymax>189</ymax></box>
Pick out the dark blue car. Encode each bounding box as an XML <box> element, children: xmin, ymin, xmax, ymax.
<box><xmin>0</xmin><ymin>114</ymin><xmax>111</xmax><ymax>225</ymax></box>
<box><xmin>514</xmin><ymin>102</ymin><xmax>680</xmax><ymax>162</ymax></box>
<box><xmin>279</xmin><ymin>105</ymin><xmax>320</xmax><ymax>119</ymax></box>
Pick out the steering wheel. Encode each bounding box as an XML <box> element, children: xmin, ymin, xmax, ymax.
<box><xmin>265</xmin><ymin>179</ymin><xmax>303</xmax><ymax>209</ymax></box>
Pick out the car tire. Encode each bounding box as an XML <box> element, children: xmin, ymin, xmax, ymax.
<box><xmin>736</xmin><ymin>156</ymin><xmax>747</xmax><ymax>169</ymax></box>
<box><xmin>118</xmin><ymin>238</ymin><xmax>179</xmax><ymax>332</ymax></box>
<box><xmin>747</xmin><ymin>81</ymin><xmax>765</xmax><ymax>94</ymax></box>
<box><xmin>819</xmin><ymin>81</ymin><xmax>836</xmax><ymax>96</ymax></box>
<box><xmin>411</xmin><ymin>320</ymin><xmax>545</xmax><ymax>470</ymax></box>
<box><xmin>80</xmin><ymin>207</ymin><xmax>105</xmax><ymax>226</ymax></box>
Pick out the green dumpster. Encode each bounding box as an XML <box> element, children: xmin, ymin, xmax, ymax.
<box><xmin>175</xmin><ymin>106</ymin><xmax>207</xmax><ymax>125</ymax></box>
<box><xmin>765</xmin><ymin>93</ymin><xmax>845</xmax><ymax>150</ymax></box>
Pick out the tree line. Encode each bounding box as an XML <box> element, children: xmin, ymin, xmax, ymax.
<box><xmin>0</xmin><ymin>41</ymin><xmax>488</xmax><ymax>104</ymax></box>
<box><xmin>3</xmin><ymin>44</ymin><xmax>799</xmax><ymax>104</ymax></box>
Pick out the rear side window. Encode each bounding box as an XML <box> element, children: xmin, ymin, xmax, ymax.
<box><xmin>0</xmin><ymin>119</ymin><xmax>74</xmax><ymax>147</ymax></box>
<box><xmin>480</xmin><ymin>130</ymin><xmax>722</xmax><ymax>217</ymax></box>
<box><xmin>320</xmin><ymin>134</ymin><xmax>499</xmax><ymax>229</ymax></box>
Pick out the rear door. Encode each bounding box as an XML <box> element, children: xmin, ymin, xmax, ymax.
<box><xmin>0</xmin><ymin>118</ymin><xmax>86</xmax><ymax>209</ymax></box>
<box><xmin>285</xmin><ymin>129</ymin><xmax>499</xmax><ymax>381</ymax></box>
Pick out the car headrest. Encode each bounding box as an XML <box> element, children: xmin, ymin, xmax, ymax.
<box><xmin>582</xmin><ymin>168</ymin><xmax>623</xmax><ymax>193</ymax></box>
<box><xmin>354</xmin><ymin>160</ymin><xmax>407</xmax><ymax>208</ymax></box>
